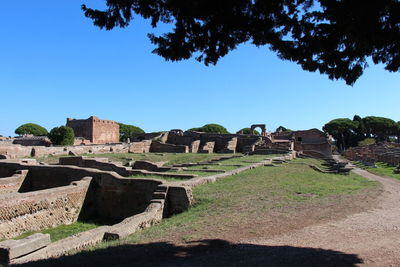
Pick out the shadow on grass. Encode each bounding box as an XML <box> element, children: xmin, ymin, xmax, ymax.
<box><xmin>18</xmin><ymin>239</ymin><xmax>362</xmax><ymax>267</ymax></box>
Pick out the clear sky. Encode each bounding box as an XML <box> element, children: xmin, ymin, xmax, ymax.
<box><xmin>1</xmin><ymin>1</ymin><xmax>399</xmax><ymax>137</ymax></box>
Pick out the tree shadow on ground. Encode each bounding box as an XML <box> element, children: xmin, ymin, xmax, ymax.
<box><xmin>18</xmin><ymin>239</ymin><xmax>362</xmax><ymax>267</ymax></box>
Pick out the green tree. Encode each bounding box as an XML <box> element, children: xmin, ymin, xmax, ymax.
<box><xmin>82</xmin><ymin>1</ymin><xmax>400</xmax><ymax>85</ymax></box>
<box><xmin>188</xmin><ymin>124</ymin><xmax>229</xmax><ymax>134</ymax></box>
<box><xmin>48</xmin><ymin>126</ymin><xmax>75</xmax><ymax>146</ymax></box>
<box><xmin>276</xmin><ymin>126</ymin><xmax>292</xmax><ymax>132</ymax></box>
<box><xmin>15</xmin><ymin>123</ymin><xmax>48</xmax><ymax>136</ymax></box>
<box><xmin>362</xmin><ymin>116</ymin><xmax>397</xmax><ymax>142</ymax></box>
<box><xmin>118</xmin><ymin>123</ymin><xmax>145</xmax><ymax>142</ymax></box>
<box><xmin>323</xmin><ymin>118</ymin><xmax>358</xmax><ymax>151</ymax></box>
<box><xmin>238</xmin><ymin>128</ymin><xmax>260</xmax><ymax>135</ymax></box>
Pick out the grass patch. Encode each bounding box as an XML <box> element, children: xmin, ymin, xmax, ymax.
<box><xmin>14</xmin><ymin>218</ymin><xmax>118</xmax><ymax>242</ymax></box>
<box><xmin>95</xmin><ymin>158</ymin><xmax>378</xmax><ymax>247</ymax></box>
<box><xmin>353</xmin><ymin>161</ymin><xmax>400</xmax><ymax>180</ymax></box>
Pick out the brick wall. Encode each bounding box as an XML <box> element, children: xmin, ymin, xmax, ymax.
<box><xmin>66</xmin><ymin>116</ymin><xmax>119</xmax><ymax>144</ymax></box>
<box><xmin>0</xmin><ymin>177</ymin><xmax>92</xmax><ymax>239</ymax></box>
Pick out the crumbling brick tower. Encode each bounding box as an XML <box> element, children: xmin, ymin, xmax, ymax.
<box><xmin>66</xmin><ymin>116</ymin><xmax>119</xmax><ymax>144</ymax></box>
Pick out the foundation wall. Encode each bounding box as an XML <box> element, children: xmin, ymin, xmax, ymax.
<box><xmin>0</xmin><ymin>177</ymin><xmax>92</xmax><ymax>239</ymax></box>
<box><xmin>150</xmin><ymin>141</ymin><xmax>189</xmax><ymax>153</ymax></box>
<box><xmin>0</xmin><ymin>170</ymin><xmax>28</xmax><ymax>194</ymax></box>
<box><xmin>0</xmin><ymin>162</ymin><xmax>163</xmax><ymax>220</ymax></box>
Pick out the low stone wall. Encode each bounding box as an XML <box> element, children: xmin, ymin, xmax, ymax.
<box><xmin>198</xmin><ymin>141</ymin><xmax>215</xmax><ymax>153</ymax></box>
<box><xmin>59</xmin><ymin>156</ymin><xmax>131</xmax><ymax>177</ymax></box>
<box><xmin>0</xmin><ymin>177</ymin><xmax>92</xmax><ymax>239</ymax></box>
<box><xmin>128</xmin><ymin>140</ymin><xmax>152</xmax><ymax>153</ymax></box>
<box><xmin>344</xmin><ymin>143</ymin><xmax>400</xmax><ymax>166</ymax></box>
<box><xmin>150</xmin><ymin>141</ymin><xmax>189</xmax><ymax>153</ymax></box>
<box><xmin>0</xmin><ymin>160</ymin><xmax>191</xmax><ymax>220</ymax></box>
<box><xmin>11</xmin><ymin>183</ymin><xmax>192</xmax><ymax>264</ymax></box>
<box><xmin>176</xmin><ymin>152</ymin><xmax>297</xmax><ymax>189</ymax></box>
<box><xmin>0</xmin><ymin>169</ymin><xmax>28</xmax><ymax>194</ymax></box>
<box><xmin>0</xmin><ymin>143</ymin><xmax>132</xmax><ymax>159</ymax></box>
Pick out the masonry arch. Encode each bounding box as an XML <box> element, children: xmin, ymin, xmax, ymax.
<box><xmin>250</xmin><ymin>124</ymin><xmax>267</xmax><ymax>136</ymax></box>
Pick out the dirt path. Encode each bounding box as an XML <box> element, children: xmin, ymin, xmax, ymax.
<box><xmin>241</xmin><ymin>166</ymin><xmax>400</xmax><ymax>266</ymax></box>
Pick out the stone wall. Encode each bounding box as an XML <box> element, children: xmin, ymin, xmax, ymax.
<box><xmin>344</xmin><ymin>143</ymin><xmax>400</xmax><ymax>166</ymax></box>
<box><xmin>150</xmin><ymin>141</ymin><xmax>189</xmax><ymax>153</ymax></box>
<box><xmin>59</xmin><ymin>157</ymin><xmax>130</xmax><ymax>177</ymax></box>
<box><xmin>128</xmin><ymin>140</ymin><xmax>152</xmax><ymax>153</ymax></box>
<box><xmin>0</xmin><ymin>143</ymin><xmax>130</xmax><ymax>159</ymax></box>
<box><xmin>0</xmin><ymin>177</ymin><xmax>92</xmax><ymax>239</ymax></box>
<box><xmin>198</xmin><ymin>141</ymin><xmax>215</xmax><ymax>153</ymax></box>
<box><xmin>66</xmin><ymin>116</ymin><xmax>119</xmax><ymax>144</ymax></box>
<box><xmin>0</xmin><ymin>170</ymin><xmax>28</xmax><ymax>194</ymax></box>
<box><xmin>0</xmin><ymin>161</ymin><xmax>191</xmax><ymax>221</ymax></box>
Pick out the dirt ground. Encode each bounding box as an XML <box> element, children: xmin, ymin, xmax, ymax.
<box><xmin>242</xmin><ymin>167</ymin><xmax>400</xmax><ymax>267</ymax></box>
<box><xmin>18</xmin><ymin>164</ymin><xmax>397</xmax><ymax>267</ymax></box>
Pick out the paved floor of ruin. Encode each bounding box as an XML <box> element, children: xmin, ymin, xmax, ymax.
<box><xmin>241</xmin><ymin>163</ymin><xmax>400</xmax><ymax>266</ymax></box>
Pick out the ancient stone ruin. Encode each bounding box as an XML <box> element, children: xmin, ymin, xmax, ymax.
<box><xmin>66</xmin><ymin>116</ymin><xmax>119</xmax><ymax>145</ymax></box>
<box><xmin>0</xmin><ymin>158</ymin><xmax>192</xmax><ymax>264</ymax></box>
<box><xmin>344</xmin><ymin>143</ymin><xmax>400</xmax><ymax>167</ymax></box>
<box><xmin>0</xmin><ymin>121</ymin><xmax>334</xmax><ymax>264</ymax></box>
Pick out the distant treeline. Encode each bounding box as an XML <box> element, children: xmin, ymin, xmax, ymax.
<box><xmin>323</xmin><ymin>116</ymin><xmax>400</xmax><ymax>151</ymax></box>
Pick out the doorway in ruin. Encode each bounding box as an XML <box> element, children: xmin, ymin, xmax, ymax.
<box><xmin>250</xmin><ymin>124</ymin><xmax>267</xmax><ymax>136</ymax></box>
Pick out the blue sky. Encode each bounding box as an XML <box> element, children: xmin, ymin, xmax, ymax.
<box><xmin>1</xmin><ymin>1</ymin><xmax>399</xmax><ymax>137</ymax></box>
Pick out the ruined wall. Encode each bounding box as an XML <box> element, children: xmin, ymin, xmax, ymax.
<box><xmin>150</xmin><ymin>141</ymin><xmax>189</xmax><ymax>153</ymax></box>
<box><xmin>59</xmin><ymin>157</ymin><xmax>130</xmax><ymax>177</ymax></box>
<box><xmin>345</xmin><ymin>143</ymin><xmax>400</xmax><ymax>166</ymax></box>
<box><xmin>0</xmin><ymin>162</ymin><xmax>163</xmax><ymax>220</ymax></box>
<box><xmin>66</xmin><ymin>116</ymin><xmax>119</xmax><ymax>144</ymax></box>
<box><xmin>236</xmin><ymin>137</ymin><xmax>262</xmax><ymax>153</ymax></box>
<box><xmin>198</xmin><ymin>141</ymin><xmax>215</xmax><ymax>153</ymax></box>
<box><xmin>0</xmin><ymin>170</ymin><xmax>28</xmax><ymax>194</ymax></box>
<box><xmin>0</xmin><ymin>177</ymin><xmax>92</xmax><ymax>239</ymax></box>
<box><xmin>0</xmin><ymin>143</ymin><xmax>130</xmax><ymax>159</ymax></box>
<box><xmin>128</xmin><ymin>140</ymin><xmax>152</xmax><ymax>153</ymax></box>
<box><xmin>189</xmin><ymin>140</ymin><xmax>200</xmax><ymax>153</ymax></box>
<box><xmin>66</xmin><ymin>118</ymin><xmax>93</xmax><ymax>141</ymax></box>
<box><xmin>13</xmin><ymin>137</ymin><xmax>51</xmax><ymax>147</ymax></box>
<box><xmin>92</xmin><ymin>118</ymin><xmax>119</xmax><ymax>144</ymax></box>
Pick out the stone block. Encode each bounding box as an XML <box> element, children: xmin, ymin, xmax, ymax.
<box><xmin>132</xmin><ymin>160</ymin><xmax>164</xmax><ymax>171</ymax></box>
<box><xmin>0</xmin><ymin>233</ymin><xmax>50</xmax><ymax>263</ymax></box>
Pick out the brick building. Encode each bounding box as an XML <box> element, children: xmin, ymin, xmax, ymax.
<box><xmin>66</xmin><ymin>116</ymin><xmax>119</xmax><ymax>144</ymax></box>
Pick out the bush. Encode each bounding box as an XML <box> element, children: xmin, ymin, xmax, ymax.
<box><xmin>188</xmin><ymin>124</ymin><xmax>229</xmax><ymax>134</ymax></box>
<box><xmin>358</xmin><ymin>138</ymin><xmax>376</xmax><ymax>147</ymax></box>
<box><xmin>118</xmin><ymin>123</ymin><xmax>145</xmax><ymax>142</ymax></box>
<box><xmin>238</xmin><ymin>128</ymin><xmax>260</xmax><ymax>135</ymax></box>
<box><xmin>15</xmin><ymin>123</ymin><xmax>48</xmax><ymax>136</ymax></box>
<box><xmin>48</xmin><ymin>126</ymin><xmax>75</xmax><ymax>145</ymax></box>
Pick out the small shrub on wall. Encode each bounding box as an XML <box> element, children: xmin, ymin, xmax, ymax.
<box><xmin>48</xmin><ymin>126</ymin><xmax>75</xmax><ymax>146</ymax></box>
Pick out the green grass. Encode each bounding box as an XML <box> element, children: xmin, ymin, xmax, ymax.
<box><xmin>94</xmin><ymin>158</ymin><xmax>378</xmax><ymax>247</ymax></box>
<box><xmin>14</xmin><ymin>218</ymin><xmax>118</xmax><ymax>242</ymax></box>
<box><xmin>353</xmin><ymin>161</ymin><xmax>400</xmax><ymax>180</ymax></box>
<box><xmin>35</xmin><ymin>153</ymin><xmax>237</xmax><ymax>165</ymax></box>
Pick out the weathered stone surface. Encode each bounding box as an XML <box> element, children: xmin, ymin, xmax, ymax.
<box><xmin>104</xmin><ymin>201</ymin><xmax>164</xmax><ymax>241</ymax></box>
<box><xmin>128</xmin><ymin>140</ymin><xmax>151</xmax><ymax>153</ymax></box>
<box><xmin>150</xmin><ymin>141</ymin><xmax>189</xmax><ymax>153</ymax></box>
<box><xmin>0</xmin><ymin>177</ymin><xmax>92</xmax><ymax>239</ymax></box>
<box><xmin>132</xmin><ymin>160</ymin><xmax>165</xmax><ymax>172</ymax></box>
<box><xmin>0</xmin><ymin>233</ymin><xmax>50</xmax><ymax>263</ymax></box>
<box><xmin>12</xmin><ymin>226</ymin><xmax>110</xmax><ymax>264</ymax></box>
<box><xmin>0</xmin><ymin>169</ymin><xmax>28</xmax><ymax>194</ymax></box>
<box><xmin>66</xmin><ymin>116</ymin><xmax>119</xmax><ymax>144</ymax></box>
